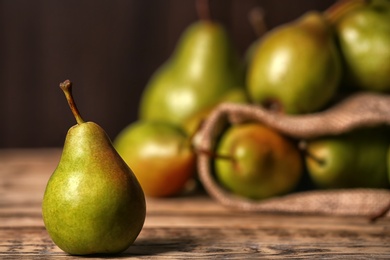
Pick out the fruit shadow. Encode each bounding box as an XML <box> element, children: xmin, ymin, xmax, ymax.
<box><xmin>78</xmin><ymin>237</ymin><xmax>196</xmax><ymax>258</ymax></box>
<box><xmin>121</xmin><ymin>237</ymin><xmax>197</xmax><ymax>257</ymax></box>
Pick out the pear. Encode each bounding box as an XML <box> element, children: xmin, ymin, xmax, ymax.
<box><xmin>304</xmin><ymin>126</ymin><xmax>390</xmax><ymax>189</ymax></box>
<box><xmin>114</xmin><ymin>120</ymin><xmax>196</xmax><ymax>197</ymax></box>
<box><xmin>42</xmin><ymin>80</ymin><xmax>146</xmax><ymax>255</ymax></box>
<box><xmin>247</xmin><ymin>11</ymin><xmax>341</xmax><ymax>114</ymax></box>
<box><xmin>139</xmin><ymin>4</ymin><xmax>245</xmax><ymax>135</ymax></box>
<box><xmin>214</xmin><ymin>123</ymin><xmax>303</xmax><ymax>200</ymax></box>
<box><xmin>326</xmin><ymin>0</ymin><xmax>390</xmax><ymax>92</ymax></box>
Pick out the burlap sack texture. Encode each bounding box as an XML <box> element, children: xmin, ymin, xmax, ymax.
<box><xmin>194</xmin><ymin>92</ymin><xmax>390</xmax><ymax>217</ymax></box>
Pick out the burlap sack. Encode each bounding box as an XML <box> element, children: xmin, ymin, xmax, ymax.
<box><xmin>194</xmin><ymin>92</ymin><xmax>390</xmax><ymax>217</ymax></box>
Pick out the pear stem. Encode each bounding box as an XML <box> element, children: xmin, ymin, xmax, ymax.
<box><xmin>60</xmin><ymin>80</ymin><xmax>85</xmax><ymax>125</ymax></box>
<box><xmin>248</xmin><ymin>7</ymin><xmax>268</xmax><ymax>38</ymax></box>
<box><xmin>298</xmin><ymin>140</ymin><xmax>325</xmax><ymax>166</ymax></box>
<box><xmin>262</xmin><ymin>99</ymin><xmax>284</xmax><ymax>113</ymax></box>
<box><xmin>196</xmin><ymin>0</ymin><xmax>211</xmax><ymax>21</ymax></box>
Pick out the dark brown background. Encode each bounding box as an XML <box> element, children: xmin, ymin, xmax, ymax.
<box><xmin>0</xmin><ymin>0</ymin><xmax>334</xmax><ymax>148</ymax></box>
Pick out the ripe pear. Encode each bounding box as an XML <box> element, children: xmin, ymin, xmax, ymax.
<box><xmin>327</xmin><ymin>0</ymin><xmax>390</xmax><ymax>92</ymax></box>
<box><xmin>304</xmin><ymin>126</ymin><xmax>390</xmax><ymax>189</ymax></box>
<box><xmin>114</xmin><ymin>120</ymin><xmax>196</xmax><ymax>197</ymax></box>
<box><xmin>42</xmin><ymin>80</ymin><xmax>146</xmax><ymax>255</ymax></box>
<box><xmin>247</xmin><ymin>11</ymin><xmax>341</xmax><ymax>114</ymax></box>
<box><xmin>139</xmin><ymin>18</ymin><xmax>245</xmax><ymax>133</ymax></box>
<box><xmin>214</xmin><ymin>123</ymin><xmax>303</xmax><ymax>200</ymax></box>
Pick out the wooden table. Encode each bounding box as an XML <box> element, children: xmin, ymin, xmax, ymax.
<box><xmin>1</xmin><ymin>149</ymin><xmax>389</xmax><ymax>259</ymax></box>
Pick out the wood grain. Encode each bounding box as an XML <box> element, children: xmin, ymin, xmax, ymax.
<box><xmin>1</xmin><ymin>149</ymin><xmax>389</xmax><ymax>259</ymax></box>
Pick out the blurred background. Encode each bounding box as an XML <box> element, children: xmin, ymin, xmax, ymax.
<box><xmin>0</xmin><ymin>0</ymin><xmax>334</xmax><ymax>148</ymax></box>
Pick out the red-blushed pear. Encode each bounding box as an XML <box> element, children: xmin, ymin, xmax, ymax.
<box><xmin>214</xmin><ymin>123</ymin><xmax>303</xmax><ymax>200</ymax></box>
<box><xmin>42</xmin><ymin>80</ymin><xmax>146</xmax><ymax>255</ymax></box>
<box><xmin>114</xmin><ymin>120</ymin><xmax>196</xmax><ymax>197</ymax></box>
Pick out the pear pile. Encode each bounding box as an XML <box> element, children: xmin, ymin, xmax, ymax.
<box><xmin>114</xmin><ymin>0</ymin><xmax>247</xmax><ymax>198</ymax></box>
<box><xmin>114</xmin><ymin>0</ymin><xmax>390</xmax><ymax>201</ymax></box>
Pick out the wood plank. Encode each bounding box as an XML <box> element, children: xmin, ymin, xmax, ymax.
<box><xmin>1</xmin><ymin>192</ymin><xmax>389</xmax><ymax>258</ymax></box>
<box><xmin>1</xmin><ymin>222</ymin><xmax>389</xmax><ymax>259</ymax></box>
<box><xmin>1</xmin><ymin>149</ymin><xmax>390</xmax><ymax>258</ymax></box>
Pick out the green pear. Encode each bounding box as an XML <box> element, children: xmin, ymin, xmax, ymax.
<box><xmin>247</xmin><ymin>11</ymin><xmax>341</xmax><ymax>114</ymax></box>
<box><xmin>42</xmin><ymin>80</ymin><xmax>146</xmax><ymax>255</ymax></box>
<box><xmin>214</xmin><ymin>123</ymin><xmax>303</xmax><ymax>200</ymax></box>
<box><xmin>327</xmin><ymin>0</ymin><xmax>390</xmax><ymax>92</ymax></box>
<box><xmin>139</xmin><ymin>18</ymin><xmax>245</xmax><ymax>133</ymax></box>
<box><xmin>114</xmin><ymin>120</ymin><xmax>196</xmax><ymax>197</ymax></box>
<box><xmin>305</xmin><ymin>126</ymin><xmax>390</xmax><ymax>189</ymax></box>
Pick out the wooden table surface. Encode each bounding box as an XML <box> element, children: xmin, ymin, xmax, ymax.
<box><xmin>1</xmin><ymin>148</ymin><xmax>389</xmax><ymax>259</ymax></box>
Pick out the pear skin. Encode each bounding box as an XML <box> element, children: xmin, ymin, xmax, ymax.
<box><xmin>305</xmin><ymin>127</ymin><xmax>390</xmax><ymax>189</ymax></box>
<box><xmin>42</xmin><ymin>80</ymin><xmax>146</xmax><ymax>255</ymax></box>
<box><xmin>328</xmin><ymin>0</ymin><xmax>390</xmax><ymax>92</ymax></box>
<box><xmin>139</xmin><ymin>20</ymin><xmax>245</xmax><ymax>129</ymax></box>
<box><xmin>215</xmin><ymin>123</ymin><xmax>302</xmax><ymax>200</ymax></box>
<box><xmin>305</xmin><ymin>137</ymin><xmax>356</xmax><ymax>188</ymax></box>
<box><xmin>114</xmin><ymin>121</ymin><xmax>196</xmax><ymax>197</ymax></box>
<box><xmin>247</xmin><ymin>11</ymin><xmax>341</xmax><ymax>114</ymax></box>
